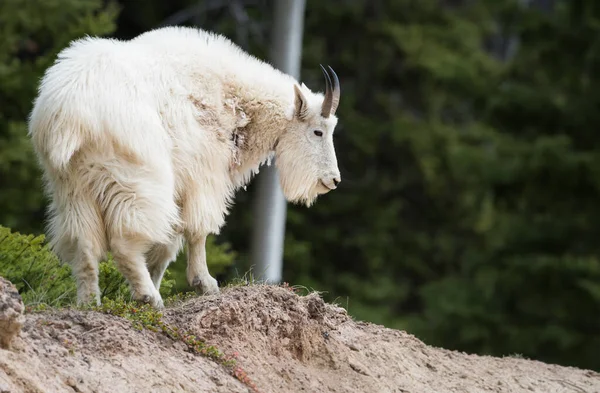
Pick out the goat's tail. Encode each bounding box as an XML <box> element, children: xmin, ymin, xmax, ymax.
<box><xmin>27</xmin><ymin>67</ymin><xmax>94</xmax><ymax>172</ymax></box>
<box><xmin>28</xmin><ymin>104</ymin><xmax>84</xmax><ymax>172</ymax></box>
<box><xmin>28</xmin><ymin>36</ymin><xmax>110</xmax><ymax>171</ymax></box>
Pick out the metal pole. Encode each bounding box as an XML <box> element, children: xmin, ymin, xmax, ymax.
<box><xmin>250</xmin><ymin>0</ymin><xmax>306</xmax><ymax>283</ymax></box>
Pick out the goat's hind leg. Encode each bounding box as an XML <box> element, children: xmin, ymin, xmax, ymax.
<box><xmin>46</xmin><ymin>196</ymin><xmax>105</xmax><ymax>306</ymax></box>
<box><xmin>56</xmin><ymin>237</ymin><xmax>102</xmax><ymax>306</ymax></box>
<box><xmin>99</xmin><ymin>152</ymin><xmax>180</xmax><ymax>308</ymax></box>
<box><xmin>146</xmin><ymin>235</ymin><xmax>183</xmax><ymax>291</ymax></box>
<box><xmin>72</xmin><ymin>240</ymin><xmax>102</xmax><ymax>305</ymax></box>
<box><xmin>110</xmin><ymin>236</ymin><xmax>164</xmax><ymax>308</ymax></box>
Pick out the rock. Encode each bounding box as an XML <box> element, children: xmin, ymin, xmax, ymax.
<box><xmin>0</xmin><ymin>276</ymin><xmax>25</xmax><ymax>349</ymax></box>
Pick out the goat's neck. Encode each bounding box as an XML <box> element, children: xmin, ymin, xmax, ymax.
<box><xmin>228</xmin><ymin>94</ymin><xmax>290</xmax><ymax>184</ymax></box>
<box><xmin>236</xmin><ymin>94</ymin><xmax>289</xmax><ymax>160</ymax></box>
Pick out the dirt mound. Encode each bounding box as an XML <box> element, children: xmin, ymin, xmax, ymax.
<box><xmin>1</xmin><ymin>283</ymin><xmax>599</xmax><ymax>393</ymax></box>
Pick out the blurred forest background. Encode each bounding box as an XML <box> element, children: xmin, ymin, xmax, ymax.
<box><xmin>2</xmin><ymin>0</ymin><xmax>600</xmax><ymax>372</ymax></box>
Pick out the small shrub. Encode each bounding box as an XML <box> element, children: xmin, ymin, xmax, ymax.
<box><xmin>0</xmin><ymin>225</ymin><xmax>76</xmax><ymax>306</ymax></box>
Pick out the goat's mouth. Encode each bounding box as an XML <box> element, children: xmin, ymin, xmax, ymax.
<box><xmin>318</xmin><ymin>180</ymin><xmax>334</xmax><ymax>193</ymax></box>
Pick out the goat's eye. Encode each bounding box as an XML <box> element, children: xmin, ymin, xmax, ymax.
<box><xmin>314</xmin><ymin>130</ymin><xmax>323</xmax><ymax>137</ymax></box>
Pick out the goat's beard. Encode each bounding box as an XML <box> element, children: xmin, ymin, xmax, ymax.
<box><xmin>280</xmin><ymin>176</ymin><xmax>320</xmax><ymax>207</ymax></box>
<box><xmin>276</xmin><ymin>161</ymin><xmax>320</xmax><ymax>207</ymax></box>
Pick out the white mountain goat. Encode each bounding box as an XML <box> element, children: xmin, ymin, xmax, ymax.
<box><xmin>28</xmin><ymin>26</ymin><xmax>342</xmax><ymax>308</ymax></box>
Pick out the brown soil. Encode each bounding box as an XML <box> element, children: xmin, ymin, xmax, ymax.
<box><xmin>1</xmin><ymin>284</ymin><xmax>599</xmax><ymax>393</ymax></box>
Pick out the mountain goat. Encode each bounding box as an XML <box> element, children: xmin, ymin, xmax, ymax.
<box><xmin>28</xmin><ymin>26</ymin><xmax>342</xmax><ymax>308</ymax></box>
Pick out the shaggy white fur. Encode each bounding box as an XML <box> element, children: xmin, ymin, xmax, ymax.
<box><xmin>28</xmin><ymin>26</ymin><xmax>342</xmax><ymax>308</ymax></box>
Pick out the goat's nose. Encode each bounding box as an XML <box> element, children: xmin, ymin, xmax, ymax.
<box><xmin>333</xmin><ymin>177</ymin><xmax>341</xmax><ymax>187</ymax></box>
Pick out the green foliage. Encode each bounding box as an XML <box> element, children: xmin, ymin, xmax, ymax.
<box><xmin>97</xmin><ymin>255</ymin><xmax>129</xmax><ymax>301</ymax></box>
<box><xmin>0</xmin><ymin>225</ymin><xmax>75</xmax><ymax>306</ymax></box>
<box><xmin>0</xmin><ymin>0</ymin><xmax>119</xmax><ymax>233</ymax></box>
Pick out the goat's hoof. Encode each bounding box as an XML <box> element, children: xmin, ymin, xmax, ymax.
<box><xmin>76</xmin><ymin>289</ymin><xmax>101</xmax><ymax>308</ymax></box>
<box><xmin>191</xmin><ymin>275</ymin><xmax>220</xmax><ymax>296</ymax></box>
<box><xmin>133</xmin><ymin>293</ymin><xmax>164</xmax><ymax>309</ymax></box>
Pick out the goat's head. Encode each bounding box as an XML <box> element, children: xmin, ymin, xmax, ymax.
<box><xmin>276</xmin><ymin>65</ymin><xmax>342</xmax><ymax>206</ymax></box>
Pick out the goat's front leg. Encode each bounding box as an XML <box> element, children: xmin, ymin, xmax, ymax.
<box><xmin>181</xmin><ymin>178</ymin><xmax>228</xmax><ymax>296</ymax></box>
<box><xmin>185</xmin><ymin>233</ymin><xmax>219</xmax><ymax>295</ymax></box>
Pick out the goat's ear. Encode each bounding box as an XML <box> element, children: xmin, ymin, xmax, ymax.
<box><xmin>293</xmin><ymin>84</ymin><xmax>309</xmax><ymax>121</ymax></box>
